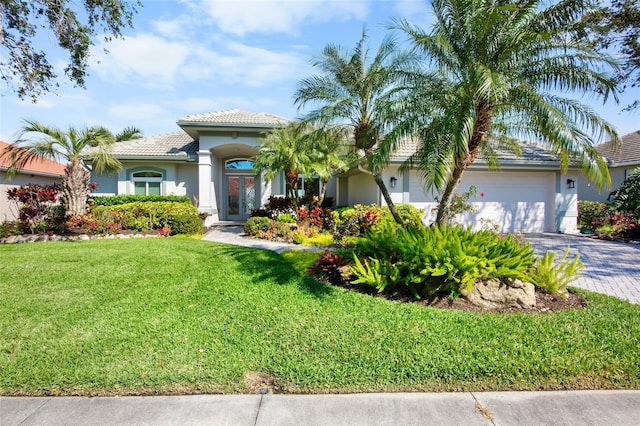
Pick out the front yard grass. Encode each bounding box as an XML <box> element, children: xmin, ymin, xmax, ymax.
<box><xmin>1</xmin><ymin>238</ymin><xmax>639</xmax><ymax>395</ymax></box>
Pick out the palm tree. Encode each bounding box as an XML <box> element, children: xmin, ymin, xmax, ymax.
<box><xmin>253</xmin><ymin>124</ymin><xmax>314</xmax><ymax>207</ymax></box>
<box><xmin>2</xmin><ymin>120</ymin><xmax>124</xmax><ymax>216</ymax></box>
<box><xmin>115</xmin><ymin>126</ymin><xmax>143</xmax><ymax>142</ymax></box>
<box><xmin>396</xmin><ymin>0</ymin><xmax>620</xmax><ymax>225</ymax></box>
<box><xmin>294</xmin><ymin>30</ymin><xmax>417</xmax><ymax>225</ymax></box>
<box><xmin>306</xmin><ymin>126</ymin><xmax>355</xmax><ymax>205</ymax></box>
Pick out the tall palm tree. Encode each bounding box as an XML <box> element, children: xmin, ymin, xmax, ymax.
<box><xmin>2</xmin><ymin>120</ymin><xmax>124</xmax><ymax>216</ymax></box>
<box><xmin>396</xmin><ymin>0</ymin><xmax>620</xmax><ymax>225</ymax></box>
<box><xmin>294</xmin><ymin>30</ymin><xmax>417</xmax><ymax>225</ymax></box>
<box><xmin>253</xmin><ymin>124</ymin><xmax>314</xmax><ymax>207</ymax></box>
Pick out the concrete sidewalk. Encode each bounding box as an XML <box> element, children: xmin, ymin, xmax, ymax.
<box><xmin>2</xmin><ymin>390</ymin><xmax>639</xmax><ymax>425</ymax></box>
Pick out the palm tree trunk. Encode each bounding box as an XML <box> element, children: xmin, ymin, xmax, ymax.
<box><xmin>435</xmin><ymin>103</ymin><xmax>494</xmax><ymax>226</ymax></box>
<box><xmin>373</xmin><ymin>173</ymin><xmax>404</xmax><ymax>227</ymax></box>
<box><xmin>62</xmin><ymin>159</ymin><xmax>91</xmax><ymax>216</ymax></box>
<box><xmin>319</xmin><ymin>179</ymin><xmax>328</xmax><ymax>206</ymax></box>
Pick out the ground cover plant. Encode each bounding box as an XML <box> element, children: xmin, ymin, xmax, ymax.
<box><xmin>1</xmin><ymin>239</ymin><xmax>639</xmax><ymax>396</ymax></box>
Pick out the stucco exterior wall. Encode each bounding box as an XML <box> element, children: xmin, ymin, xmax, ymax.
<box><xmin>578</xmin><ymin>166</ymin><xmax>633</xmax><ymax>202</ymax></box>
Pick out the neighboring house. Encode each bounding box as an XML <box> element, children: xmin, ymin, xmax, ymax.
<box><xmin>579</xmin><ymin>130</ymin><xmax>640</xmax><ymax>202</ymax></box>
<box><xmin>85</xmin><ymin>109</ymin><xmax>580</xmax><ymax>233</ymax></box>
<box><xmin>0</xmin><ymin>140</ymin><xmax>67</xmax><ymax>222</ymax></box>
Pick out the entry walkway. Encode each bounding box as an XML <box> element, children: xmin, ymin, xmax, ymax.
<box><xmin>203</xmin><ymin>227</ymin><xmax>640</xmax><ymax>304</ymax></box>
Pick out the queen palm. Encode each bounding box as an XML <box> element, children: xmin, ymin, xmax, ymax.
<box><xmin>397</xmin><ymin>0</ymin><xmax>620</xmax><ymax>225</ymax></box>
<box><xmin>2</xmin><ymin>120</ymin><xmax>132</xmax><ymax>216</ymax></box>
<box><xmin>294</xmin><ymin>31</ymin><xmax>417</xmax><ymax>225</ymax></box>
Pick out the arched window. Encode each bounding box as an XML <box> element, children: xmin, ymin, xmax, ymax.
<box><xmin>132</xmin><ymin>171</ymin><xmax>162</xmax><ymax>195</ymax></box>
<box><xmin>225</xmin><ymin>159</ymin><xmax>255</xmax><ymax>170</ymax></box>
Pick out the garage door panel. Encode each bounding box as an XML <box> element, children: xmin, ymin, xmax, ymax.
<box><xmin>410</xmin><ymin>170</ymin><xmax>554</xmax><ymax>232</ymax></box>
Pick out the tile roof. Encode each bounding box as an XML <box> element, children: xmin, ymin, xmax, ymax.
<box><xmin>177</xmin><ymin>109</ymin><xmax>291</xmax><ymax>127</ymax></box>
<box><xmin>82</xmin><ymin>132</ymin><xmax>197</xmax><ymax>159</ymax></box>
<box><xmin>391</xmin><ymin>137</ymin><xmax>561</xmax><ymax>163</ymax></box>
<box><xmin>595</xmin><ymin>130</ymin><xmax>640</xmax><ymax>164</ymax></box>
<box><xmin>0</xmin><ymin>141</ymin><xmax>66</xmax><ymax>176</ymax></box>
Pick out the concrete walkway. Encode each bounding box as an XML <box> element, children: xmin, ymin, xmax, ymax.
<box><xmin>3</xmin><ymin>390</ymin><xmax>640</xmax><ymax>426</ymax></box>
<box><xmin>203</xmin><ymin>226</ymin><xmax>640</xmax><ymax>304</ymax></box>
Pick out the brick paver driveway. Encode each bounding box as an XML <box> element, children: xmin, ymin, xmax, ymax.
<box><xmin>525</xmin><ymin>234</ymin><xmax>640</xmax><ymax>304</ymax></box>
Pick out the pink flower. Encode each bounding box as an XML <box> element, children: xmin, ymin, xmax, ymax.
<box><xmin>480</xmin><ymin>192</ymin><xmax>485</xmax><ymax>198</ymax></box>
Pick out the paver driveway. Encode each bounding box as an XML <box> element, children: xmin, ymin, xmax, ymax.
<box><xmin>525</xmin><ymin>234</ymin><xmax>640</xmax><ymax>304</ymax></box>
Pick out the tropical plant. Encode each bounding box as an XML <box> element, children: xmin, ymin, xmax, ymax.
<box><xmin>1</xmin><ymin>120</ymin><xmax>128</xmax><ymax>216</ymax></box>
<box><xmin>530</xmin><ymin>247</ymin><xmax>584</xmax><ymax>297</ymax></box>
<box><xmin>305</xmin><ymin>126</ymin><xmax>355</xmax><ymax>204</ymax></box>
<box><xmin>294</xmin><ymin>30</ymin><xmax>418</xmax><ymax>226</ymax></box>
<box><xmin>114</xmin><ymin>126</ymin><xmax>143</xmax><ymax>142</ymax></box>
<box><xmin>253</xmin><ymin>123</ymin><xmax>313</xmax><ymax>207</ymax></box>
<box><xmin>608</xmin><ymin>167</ymin><xmax>640</xmax><ymax>214</ymax></box>
<box><xmin>396</xmin><ymin>0</ymin><xmax>619</xmax><ymax>225</ymax></box>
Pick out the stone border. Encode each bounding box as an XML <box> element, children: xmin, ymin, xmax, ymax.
<box><xmin>1</xmin><ymin>233</ymin><xmax>161</xmax><ymax>244</ymax></box>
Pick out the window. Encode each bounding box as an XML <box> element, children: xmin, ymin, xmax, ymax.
<box><xmin>132</xmin><ymin>171</ymin><xmax>162</xmax><ymax>195</ymax></box>
<box><xmin>286</xmin><ymin>174</ymin><xmax>320</xmax><ymax>198</ymax></box>
<box><xmin>225</xmin><ymin>159</ymin><xmax>255</xmax><ymax>170</ymax></box>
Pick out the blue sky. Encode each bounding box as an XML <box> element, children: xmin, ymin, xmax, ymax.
<box><xmin>1</xmin><ymin>0</ymin><xmax>638</xmax><ymax>143</ymax></box>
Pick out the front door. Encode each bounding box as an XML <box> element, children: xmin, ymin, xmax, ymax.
<box><xmin>226</xmin><ymin>175</ymin><xmax>256</xmax><ymax>221</ymax></box>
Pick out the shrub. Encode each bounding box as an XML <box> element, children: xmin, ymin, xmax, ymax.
<box><xmin>5</xmin><ymin>183</ymin><xmax>63</xmax><ymax>234</ymax></box>
<box><xmin>578</xmin><ymin>201</ymin><xmax>610</xmax><ymax>231</ymax></box>
<box><xmin>530</xmin><ymin>247</ymin><xmax>584</xmax><ymax>297</ymax></box>
<box><xmin>352</xmin><ymin>222</ymin><xmax>536</xmax><ymax>298</ymax></box>
<box><xmin>596</xmin><ymin>211</ymin><xmax>639</xmax><ymax>238</ymax></box>
<box><xmin>89</xmin><ymin>202</ymin><xmax>203</xmax><ymax>234</ymax></box>
<box><xmin>301</xmin><ymin>234</ymin><xmax>334</xmax><ymax>247</ymax></box>
<box><xmin>244</xmin><ymin>217</ymin><xmax>274</xmax><ymax>236</ymax></box>
<box><xmin>91</xmin><ymin>195</ymin><xmax>191</xmax><ymax>207</ymax></box>
<box><xmin>0</xmin><ymin>221</ymin><xmax>22</xmax><ymax>238</ymax></box>
<box><xmin>276</xmin><ymin>213</ymin><xmax>296</xmax><ymax>223</ymax></box>
<box><xmin>307</xmin><ymin>250</ymin><xmax>347</xmax><ymax>282</ymax></box>
<box><xmin>332</xmin><ymin>204</ymin><xmax>384</xmax><ymax>238</ymax></box>
<box><xmin>608</xmin><ymin>167</ymin><xmax>640</xmax><ymax>215</ymax></box>
<box><xmin>374</xmin><ymin>204</ymin><xmax>425</xmax><ymax>231</ymax></box>
<box><xmin>432</xmin><ymin>185</ymin><xmax>478</xmax><ymax>223</ymax></box>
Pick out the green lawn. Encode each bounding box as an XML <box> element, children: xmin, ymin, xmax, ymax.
<box><xmin>1</xmin><ymin>238</ymin><xmax>639</xmax><ymax>395</ymax></box>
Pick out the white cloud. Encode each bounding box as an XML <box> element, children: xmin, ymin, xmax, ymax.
<box><xmin>200</xmin><ymin>0</ymin><xmax>370</xmax><ymax>35</ymax></box>
<box><xmin>90</xmin><ymin>32</ymin><xmax>307</xmax><ymax>90</ymax></box>
<box><xmin>92</xmin><ymin>34</ymin><xmax>191</xmax><ymax>88</ymax></box>
<box><xmin>107</xmin><ymin>103</ymin><xmax>168</xmax><ymax>122</ymax></box>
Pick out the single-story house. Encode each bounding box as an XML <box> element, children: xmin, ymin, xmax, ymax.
<box><xmin>579</xmin><ymin>129</ymin><xmax>640</xmax><ymax>202</ymax></box>
<box><xmin>0</xmin><ymin>140</ymin><xmax>67</xmax><ymax>222</ymax></box>
<box><xmin>85</xmin><ymin>109</ymin><xmax>580</xmax><ymax>233</ymax></box>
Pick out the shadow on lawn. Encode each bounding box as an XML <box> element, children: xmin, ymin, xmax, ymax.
<box><xmin>214</xmin><ymin>245</ymin><xmax>334</xmax><ymax>299</ymax></box>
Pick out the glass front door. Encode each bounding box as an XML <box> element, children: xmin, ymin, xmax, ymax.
<box><xmin>226</xmin><ymin>176</ymin><xmax>255</xmax><ymax>220</ymax></box>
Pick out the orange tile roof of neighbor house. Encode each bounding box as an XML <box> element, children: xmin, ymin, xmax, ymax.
<box><xmin>0</xmin><ymin>141</ymin><xmax>66</xmax><ymax>177</ymax></box>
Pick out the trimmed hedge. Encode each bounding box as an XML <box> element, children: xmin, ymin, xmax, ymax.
<box><xmin>92</xmin><ymin>201</ymin><xmax>203</xmax><ymax>235</ymax></box>
<box><xmin>91</xmin><ymin>195</ymin><xmax>192</xmax><ymax>206</ymax></box>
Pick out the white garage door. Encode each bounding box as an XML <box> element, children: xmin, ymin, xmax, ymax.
<box><xmin>409</xmin><ymin>170</ymin><xmax>555</xmax><ymax>233</ymax></box>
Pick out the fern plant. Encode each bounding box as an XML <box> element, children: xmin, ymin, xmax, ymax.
<box><xmin>530</xmin><ymin>247</ymin><xmax>584</xmax><ymax>297</ymax></box>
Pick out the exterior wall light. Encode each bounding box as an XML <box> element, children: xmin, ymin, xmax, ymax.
<box><xmin>390</xmin><ymin>176</ymin><xmax>398</xmax><ymax>188</ymax></box>
<box><xmin>567</xmin><ymin>179</ymin><xmax>576</xmax><ymax>189</ymax></box>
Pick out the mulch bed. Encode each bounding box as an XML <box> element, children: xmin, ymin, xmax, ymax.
<box><xmin>322</xmin><ymin>275</ymin><xmax>587</xmax><ymax>314</ymax></box>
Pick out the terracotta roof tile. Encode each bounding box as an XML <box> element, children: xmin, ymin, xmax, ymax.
<box><xmin>595</xmin><ymin>130</ymin><xmax>640</xmax><ymax>164</ymax></box>
<box><xmin>0</xmin><ymin>141</ymin><xmax>66</xmax><ymax>176</ymax></box>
